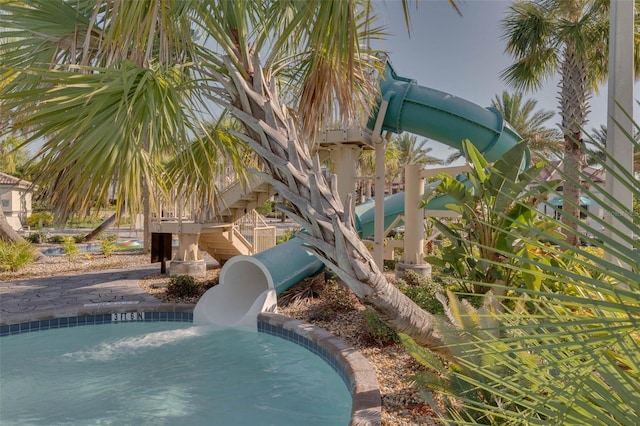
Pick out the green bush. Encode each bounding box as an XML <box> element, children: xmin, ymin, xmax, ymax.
<box><xmin>62</xmin><ymin>236</ymin><xmax>80</xmax><ymax>261</ymax></box>
<box><xmin>0</xmin><ymin>241</ymin><xmax>36</xmax><ymax>272</ymax></box>
<box><xmin>102</xmin><ymin>233</ymin><xmax>119</xmax><ymax>243</ymax></box>
<box><xmin>26</xmin><ymin>211</ymin><xmax>53</xmax><ymax>228</ymax></box>
<box><xmin>256</xmin><ymin>200</ymin><xmax>275</xmax><ymax>216</ymax></box>
<box><xmin>276</xmin><ymin>229</ymin><xmax>297</xmax><ymax>244</ymax></box>
<box><xmin>26</xmin><ymin>232</ymin><xmax>45</xmax><ymax>244</ymax></box>
<box><xmin>362</xmin><ymin>308</ymin><xmax>399</xmax><ymax>346</ymax></box>
<box><xmin>166</xmin><ymin>275</ymin><xmax>201</xmax><ymax>298</ymax></box>
<box><xmin>400</xmin><ymin>269</ymin><xmax>430</xmax><ymax>287</ymax></box>
<box><xmin>73</xmin><ymin>234</ymin><xmax>85</xmax><ymax>243</ymax></box>
<box><xmin>47</xmin><ymin>234</ymin><xmax>66</xmax><ymax>244</ymax></box>
<box><xmin>100</xmin><ymin>237</ymin><xmax>117</xmax><ymax>257</ymax></box>
<box><xmin>383</xmin><ymin>259</ymin><xmax>397</xmax><ymax>272</ymax></box>
<box><xmin>398</xmin><ymin>278</ymin><xmax>445</xmax><ymax>316</ymax></box>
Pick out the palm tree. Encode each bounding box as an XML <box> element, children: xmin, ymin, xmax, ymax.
<box><xmin>0</xmin><ymin>0</ymin><xmax>459</xmax><ymax>353</ymax></box>
<box><xmin>390</xmin><ymin>133</ymin><xmax>443</xmax><ymax>191</ymax></box>
<box><xmin>0</xmin><ymin>135</ymin><xmax>29</xmax><ymax>176</ymax></box>
<box><xmin>491</xmin><ymin>91</ymin><xmax>562</xmax><ymax>163</ymax></box>
<box><xmin>501</xmin><ymin>0</ymin><xmax>640</xmax><ymax>245</ymax></box>
<box><xmin>588</xmin><ymin>124</ymin><xmax>640</xmax><ymax>171</ymax></box>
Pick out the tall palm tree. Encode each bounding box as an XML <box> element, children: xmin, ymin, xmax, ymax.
<box><xmin>501</xmin><ymin>0</ymin><xmax>640</xmax><ymax>245</ymax></box>
<box><xmin>0</xmin><ymin>0</ymin><xmax>457</xmax><ymax>353</ymax></box>
<box><xmin>491</xmin><ymin>91</ymin><xmax>562</xmax><ymax>163</ymax></box>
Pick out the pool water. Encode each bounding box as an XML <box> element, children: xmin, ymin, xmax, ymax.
<box><xmin>40</xmin><ymin>239</ymin><xmax>146</xmax><ymax>256</ymax></box>
<box><xmin>0</xmin><ymin>323</ymin><xmax>351</xmax><ymax>425</ymax></box>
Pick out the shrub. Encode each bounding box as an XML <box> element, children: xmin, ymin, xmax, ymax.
<box><xmin>400</xmin><ymin>269</ymin><xmax>430</xmax><ymax>287</ymax></box>
<box><xmin>256</xmin><ymin>200</ymin><xmax>275</xmax><ymax>216</ymax></box>
<box><xmin>100</xmin><ymin>237</ymin><xmax>117</xmax><ymax>257</ymax></box>
<box><xmin>47</xmin><ymin>234</ymin><xmax>66</xmax><ymax>244</ymax></box>
<box><xmin>102</xmin><ymin>233</ymin><xmax>119</xmax><ymax>243</ymax></box>
<box><xmin>62</xmin><ymin>236</ymin><xmax>80</xmax><ymax>261</ymax></box>
<box><xmin>0</xmin><ymin>241</ymin><xmax>36</xmax><ymax>272</ymax></box>
<box><xmin>383</xmin><ymin>259</ymin><xmax>397</xmax><ymax>272</ymax></box>
<box><xmin>73</xmin><ymin>234</ymin><xmax>85</xmax><ymax>243</ymax></box>
<box><xmin>166</xmin><ymin>275</ymin><xmax>200</xmax><ymax>298</ymax></box>
<box><xmin>362</xmin><ymin>308</ymin><xmax>399</xmax><ymax>346</ymax></box>
<box><xmin>398</xmin><ymin>277</ymin><xmax>445</xmax><ymax>316</ymax></box>
<box><xmin>26</xmin><ymin>231</ymin><xmax>45</xmax><ymax>244</ymax></box>
<box><xmin>276</xmin><ymin>229</ymin><xmax>297</xmax><ymax>244</ymax></box>
<box><xmin>26</xmin><ymin>211</ymin><xmax>54</xmax><ymax>228</ymax></box>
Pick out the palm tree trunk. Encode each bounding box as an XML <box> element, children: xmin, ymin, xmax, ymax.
<box><xmin>562</xmin><ymin>133</ymin><xmax>582</xmax><ymax>246</ymax></box>
<box><xmin>0</xmin><ymin>208</ymin><xmax>44</xmax><ymax>259</ymax></box>
<box><xmin>559</xmin><ymin>44</ymin><xmax>589</xmax><ymax>247</ymax></box>
<box><xmin>84</xmin><ymin>212</ymin><xmax>117</xmax><ymax>242</ymax></box>
<box><xmin>0</xmin><ymin>208</ymin><xmax>26</xmax><ymax>243</ymax></box>
<box><xmin>224</xmin><ymin>56</ymin><xmax>448</xmax><ymax>355</ymax></box>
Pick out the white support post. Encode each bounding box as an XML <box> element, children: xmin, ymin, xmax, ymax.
<box><xmin>372</xmin><ymin>100</ymin><xmax>390</xmax><ymax>270</ymax></box>
<box><xmin>403</xmin><ymin>164</ymin><xmax>425</xmax><ymax>263</ymax></box>
<box><xmin>605</xmin><ymin>0</ymin><xmax>634</xmax><ymax>264</ymax></box>
<box><xmin>330</xmin><ymin>145</ymin><xmax>360</xmax><ymax>212</ymax></box>
<box><xmin>397</xmin><ymin>164</ymin><xmax>431</xmax><ymax>278</ymax></box>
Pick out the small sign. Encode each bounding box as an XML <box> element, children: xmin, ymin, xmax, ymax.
<box><xmin>111</xmin><ymin>312</ymin><xmax>144</xmax><ymax>322</ymax></box>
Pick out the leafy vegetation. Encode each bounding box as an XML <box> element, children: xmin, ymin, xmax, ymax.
<box><xmin>166</xmin><ymin>275</ymin><xmax>201</xmax><ymax>299</ymax></box>
<box><xmin>62</xmin><ymin>236</ymin><xmax>80</xmax><ymax>261</ymax></box>
<box><xmin>100</xmin><ymin>237</ymin><xmax>117</xmax><ymax>258</ymax></box>
<box><xmin>0</xmin><ymin>240</ymin><xmax>36</xmax><ymax>272</ymax></box>
<box><xmin>25</xmin><ymin>212</ymin><xmax>53</xmax><ymax>229</ymax></box>
<box><xmin>362</xmin><ymin>309</ymin><xmax>399</xmax><ymax>345</ymax></box>
<box><xmin>402</xmin><ymin>125</ymin><xmax>640</xmax><ymax>424</ymax></box>
<box><xmin>425</xmin><ymin>140</ymin><xmax>559</xmax><ymax>292</ymax></box>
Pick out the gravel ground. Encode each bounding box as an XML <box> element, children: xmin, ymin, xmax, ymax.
<box><xmin>3</xmin><ymin>249</ymin><xmax>442</xmax><ymax>425</ymax></box>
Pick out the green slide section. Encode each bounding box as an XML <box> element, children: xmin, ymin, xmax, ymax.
<box><xmin>367</xmin><ymin>61</ymin><xmax>523</xmax><ymax>162</ymax></box>
<box><xmin>356</xmin><ymin>61</ymin><xmax>525</xmax><ymax>237</ymax></box>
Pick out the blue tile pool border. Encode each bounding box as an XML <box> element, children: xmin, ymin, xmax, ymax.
<box><xmin>1</xmin><ymin>308</ymin><xmax>381</xmax><ymax>425</ymax></box>
<box><xmin>0</xmin><ymin>311</ymin><xmax>194</xmax><ymax>336</ymax></box>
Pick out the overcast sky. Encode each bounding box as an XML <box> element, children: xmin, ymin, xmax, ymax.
<box><xmin>373</xmin><ymin>0</ymin><xmax>638</xmax><ymax>159</ymax></box>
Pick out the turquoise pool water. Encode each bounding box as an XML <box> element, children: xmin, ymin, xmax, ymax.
<box><xmin>40</xmin><ymin>239</ymin><xmax>146</xmax><ymax>256</ymax></box>
<box><xmin>0</xmin><ymin>323</ymin><xmax>351</xmax><ymax>425</ymax></box>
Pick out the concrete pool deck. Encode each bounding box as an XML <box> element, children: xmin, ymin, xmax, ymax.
<box><xmin>0</xmin><ymin>265</ymin><xmax>382</xmax><ymax>425</ymax></box>
<box><xmin>0</xmin><ymin>264</ymin><xmax>169</xmax><ymax>325</ymax></box>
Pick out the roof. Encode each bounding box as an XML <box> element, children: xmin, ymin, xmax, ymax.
<box><xmin>0</xmin><ymin>172</ymin><xmax>33</xmax><ymax>190</ymax></box>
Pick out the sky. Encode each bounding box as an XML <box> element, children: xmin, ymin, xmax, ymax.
<box><xmin>372</xmin><ymin>0</ymin><xmax>639</xmax><ymax>160</ymax></box>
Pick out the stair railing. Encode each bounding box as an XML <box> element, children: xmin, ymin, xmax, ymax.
<box><xmin>234</xmin><ymin>209</ymin><xmax>276</xmax><ymax>254</ymax></box>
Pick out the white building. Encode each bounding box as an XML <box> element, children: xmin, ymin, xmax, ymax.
<box><xmin>0</xmin><ymin>172</ymin><xmax>33</xmax><ymax>231</ymax></box>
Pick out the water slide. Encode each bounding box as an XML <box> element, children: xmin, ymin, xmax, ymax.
<box><xmin>195</xmin><ymin>61</ymin><xmax>523</xmax><ymax>328</ymax></box>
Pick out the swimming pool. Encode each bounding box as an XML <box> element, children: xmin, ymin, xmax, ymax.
<box><xmin>1</xmin><ymin>321</ymin><xmax>351</xmax><ymax>425</ymax></box>
<box><xmin>0</xmin><ymin>312</ymin><xmax>381</xmax><ymax>425</ymax></box>
<box><xmin>40</xmin><ymin>239</ymin><xmax>145</xmax><ymax>256</ymax></box>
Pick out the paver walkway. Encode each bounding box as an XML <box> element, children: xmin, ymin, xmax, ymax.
<box><xmin>0</xmin><ymin>264</ymin><xmax>172</xmax><ymax>325</ymax></box>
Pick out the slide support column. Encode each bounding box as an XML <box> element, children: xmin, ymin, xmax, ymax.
<box><xmin>330</xmin><ymin>145</ymin><xmax>360</xmax><ymax>213</ymax></box>
<box><xmin>396</xmin><ymin>164</ymin><xmax>431</xmax><ymax>278</ymax></box>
